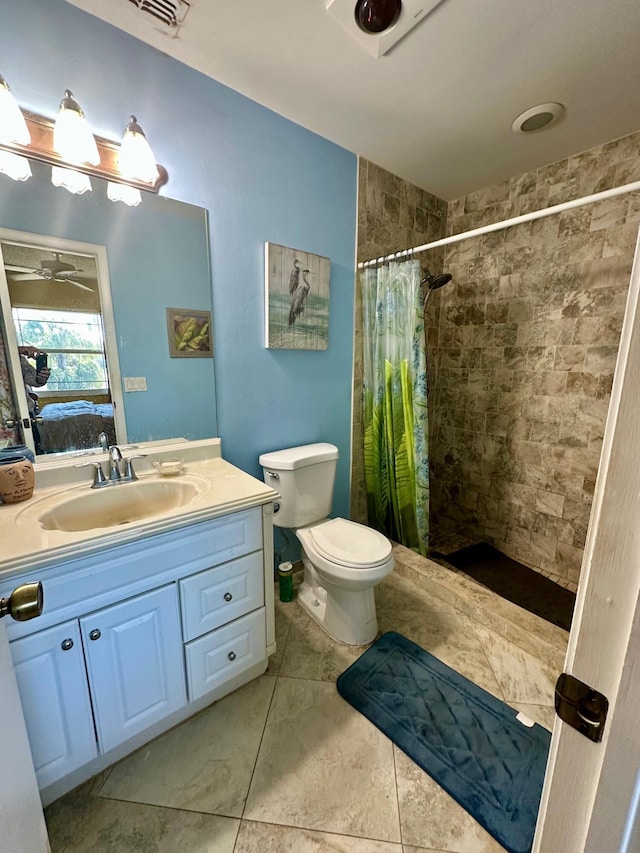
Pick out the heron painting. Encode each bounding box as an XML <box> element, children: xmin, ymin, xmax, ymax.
<box><xmin>264</xmin><ymin>242</ymin><xmax>330</xmax><ymax>349</ymax></box>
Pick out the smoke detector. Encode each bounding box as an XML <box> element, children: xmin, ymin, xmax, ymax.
<box><xmin>326</xmin><ymin>0</ymin><xmax>444</xmax><ymax>58</ymax></box>
<box><xmin>127</xmin><ymin>0</ymin><xmax>190</xmax><ymax>32</ymax></box>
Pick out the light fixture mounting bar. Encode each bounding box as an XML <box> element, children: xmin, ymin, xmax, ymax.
<box><xmin>0</xmin><ymin>111</ymin><xmax>168</xmax><ymax>193</ymax></box>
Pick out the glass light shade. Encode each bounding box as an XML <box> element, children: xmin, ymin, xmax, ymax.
<box><xmin>0</xmin><ymin>151</ymin><xmax>31</xmax><ymax>181</ymax></box>
<box><xmin>53</xmin><ymin>90</ymin><xmax>99</xmax><ymax>166</ymax></box>
<box><xmin>107</xmin><ymin>181</ymin><xmax>142</xmax><ymax>206</ymax></box>
<box><xmin>118</xmin><ymin>116</ymin><xmax>158</xmax><ymax>183</ymax></box>
<box><xmin>0</xmin><ymin>75</ymin><xmax>30</xmax><ymax>145</ymax></box>
<box><xmin>51</xmin><ymin>165</ymin><xmax>92</xmax><ymax>194</ymax></box>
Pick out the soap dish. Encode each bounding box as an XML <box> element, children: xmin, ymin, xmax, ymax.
<box><xmin>152</xmin><ymin>458</ymin><xmax>184</xmax><ymax>477</ymax></box>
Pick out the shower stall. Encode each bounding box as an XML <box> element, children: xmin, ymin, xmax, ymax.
<box><xmin>354</xmin><ymin>136</ymin><xmax>640</xmax><ymax>597</ymax></box>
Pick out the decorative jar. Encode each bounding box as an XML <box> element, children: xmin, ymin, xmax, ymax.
<box><xmin>0</xmin><ymin>455</ymin><xmax>35</xmax><ymax>503</ymax></box>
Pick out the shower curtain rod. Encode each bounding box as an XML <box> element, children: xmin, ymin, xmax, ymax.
<box><xmin>358</xmin><ymin>178</ymin><xmax>640</xmax><ymax>268</ymax></box>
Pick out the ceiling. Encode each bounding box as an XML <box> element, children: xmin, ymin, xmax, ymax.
<box><xmin>67</xmin><ymin>0</ymin><xmax>640</xmax><ymax>200</ymax></box>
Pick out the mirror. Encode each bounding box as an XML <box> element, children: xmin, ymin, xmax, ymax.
<box><xmin>0</xmin><ymin>160</ymin><xmax>217</xmax><ymax>459</ymax></box>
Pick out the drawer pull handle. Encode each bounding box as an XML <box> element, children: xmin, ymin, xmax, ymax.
<box><xmin>224</xmin><ymin>592</ymin><xmax>233</xmax><ymax>602</ymax></box>
<box><xmin>89</xmin><ymin>629</ymin><xmax>101</xmax><ymax>641</ymax></box>
<box><xmin>61</xmin><ymin>638</ymin><xmax>74</xmax><ymax>651</ymax></box>
<box><xmin>228</xmin><ymin>651</ymin><xmax>237</xmax><ymax>661</ymax></box>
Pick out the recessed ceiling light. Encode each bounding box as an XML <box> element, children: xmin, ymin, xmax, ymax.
<box><xmin>512</xmin><ymin>103</ymin><xmax>565</xmax><ymax>134</ymax></box>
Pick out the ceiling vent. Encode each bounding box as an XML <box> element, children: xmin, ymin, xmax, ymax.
<box><xmin>127</xmin><ymin>0</ymin><xmax>190</xmax><ymax>31</ymax></box>
<box><xmin>326</xmin><ymin>0</ymin><xmax>444</xmax><ymax>58</ymax></box>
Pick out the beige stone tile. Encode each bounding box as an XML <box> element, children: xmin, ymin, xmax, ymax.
<box><xmin>268</xmin><ymin>585</ymin><xmax>296</xmax><ymax>675</ymax></box>
<box><xmin>278</xmin><ymin>601</ymin><xmax>368</xmax><ymax>681</ymax></box>
<box><xmin>509</xmin><ymin>702</ymin><xmax>557</xmax><ymax>732</ymax></box>
<box><xmin>100</xmin><ymin>675</ymin><xmax>276</xmax><ymax>817</ymax></box>
<box><xmin>235</xmin><ymin>820</ymin><xmax>403</xmax><ymax>852</ymax></box>
<box><xmin>376</xmin><ymin>569</ymin><xmax>458</xmax><ymax>616</ymax></box>
<box><xmin>392</xmin><ymin>545</ymin><xmax>568</xmax><ymax>669</ymax></box>
<box><xmin>46</xmin><ymin>796</ymin><xmax>239</xmax><ymax>853</ymax></box>
<box><xmin>245</xmin><ymin>677</ymin><xmax>401</xmax><ymax>842</ymax></box>
<box><xmin>474</xmin><ymin>625</ymin><xmax>558</xmax><ymax>706</ymax></box>
<box><xmin>377</xmin><ymin>608</ymin><xmax>504</xmax><ymax>700</ymax></box>
<box><xmin>394</xmin><ymin>749</ymin><xmax>507</xmax><ymax>852</ymax></box>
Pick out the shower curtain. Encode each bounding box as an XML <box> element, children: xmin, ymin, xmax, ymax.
<box><xmin>361</xmin><ymin>260</ymin><xmax>429</xmax><ymax>556</ymax></box>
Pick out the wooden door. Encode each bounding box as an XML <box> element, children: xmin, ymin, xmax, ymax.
<box><xmin>0</xmin><ymin>619</ymin><xmax>50</xmax><ymax>853</ymax></box>
<box><xmin>534</xmin><ymin>227</ymin><xmax>640</xmax><ymax>850</ymax></box>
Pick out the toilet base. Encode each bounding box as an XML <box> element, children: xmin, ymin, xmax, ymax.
<box><xmin>297</xmin><ymin>579</ymin><xmax>378</xmax><ymax>646</ymax></box>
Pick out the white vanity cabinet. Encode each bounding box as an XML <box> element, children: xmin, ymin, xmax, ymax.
<box><xmin>11</xmin><ymin>584</ymin><xmax>185</xmax><ymax>788</ymax></box>
<box><xmin>2</xmin><ymin>503</ymin><xmax>275</xmax><ymax>804</ymax></box>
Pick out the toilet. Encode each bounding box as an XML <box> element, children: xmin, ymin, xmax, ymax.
<box><xmin>259</xmin><ymin>442</ymin><xmax>394</xmax><ymax>645</ymax></box>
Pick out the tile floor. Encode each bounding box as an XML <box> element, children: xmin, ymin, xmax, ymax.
<box><xmin>45</xmin><ymin>544</ymin><xmax>568</xmax><ymax>852</ymax></box>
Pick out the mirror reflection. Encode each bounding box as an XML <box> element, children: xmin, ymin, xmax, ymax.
<box><xmin>0</xmin><ymin>237</ymin><xmax>124</xmax><ymax>456</ymax></box>
<box><xmin>0</xmin><ymin>159</ymin><xmax>218</xmax><ymax>460</ymax></box>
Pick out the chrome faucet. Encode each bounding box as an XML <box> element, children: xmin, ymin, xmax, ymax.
<box><xmin>98</xmin><ymin>431</ymin><xmax>109</xmax><ymax>452</ymax></box>
<box><xmin>108</xmin><ymin>445</ymin><xmax>123</xmax><ymax>481</ymax></box>
<box><xmin>76</xmin><ymin>446</ymin><xmax>147</xmax><ymax>489</ymax></box>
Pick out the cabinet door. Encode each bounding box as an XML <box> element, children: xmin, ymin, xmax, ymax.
<box><xmin>81</xmin><ymin>585</ymin><xmax>186</xmax><ymax>753</ymax></box>
<box><xmin>10</xmin><ymin>620</ymin><xmax>98</xmax><ymax>789</ymax></box>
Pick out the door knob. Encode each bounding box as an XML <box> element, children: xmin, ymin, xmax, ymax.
<box><xmin>89</xmin><ymin>629</ymin><xmax>101</xmax><ymax>641</ymax></box>
<box><xmin>0</xmin><ymin>582</ymin><xmax>44</xmax><ymax>621</ymax></box>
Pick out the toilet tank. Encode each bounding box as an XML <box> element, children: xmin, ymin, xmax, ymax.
<box><xmin>259</xmin><ymin>443</ymin><xmax>338</xmax><ymax>528</ymax></box>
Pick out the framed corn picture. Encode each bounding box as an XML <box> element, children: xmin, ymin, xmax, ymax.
<box><xmin>166</xmin><ymin>307</ymin><xmax>213</xmax><ymax>357</ymax></box>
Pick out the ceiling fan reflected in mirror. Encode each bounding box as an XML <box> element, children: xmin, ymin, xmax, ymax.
<box><xmin>5</xmin><ymin>252</ymin><xmax>95</xmax><ymax>291</ymax></box>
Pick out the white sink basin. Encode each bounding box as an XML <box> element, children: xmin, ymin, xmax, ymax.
<box><xmin>38</xmin><ymin>478</ymin><xmax>202</xmax><ymax>532</ymax></box>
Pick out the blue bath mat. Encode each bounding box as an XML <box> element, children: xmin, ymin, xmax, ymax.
<box><xmin>336</xmin><ymin>632</ymin><xmax>551</xmax><ymax>853</ymax></box>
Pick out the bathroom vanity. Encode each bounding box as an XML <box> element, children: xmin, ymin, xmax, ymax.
<box><xmin>0</xmin><ymin>439</ymin><xmax>278</xmax><ymax>806</ymax></box>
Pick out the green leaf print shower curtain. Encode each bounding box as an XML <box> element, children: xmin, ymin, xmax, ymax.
<box><xmin>361</xmin><ymin>260</ymin><xmax>429</xmax><ymax>555</ymax></box>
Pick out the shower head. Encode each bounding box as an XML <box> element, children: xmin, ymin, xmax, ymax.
<box><xmin>422</xmin><ymin>268</ymin><xmax>452</xmax><ymax>290</ymax></box>
<box><xmin>422</xmin><ymin>268</ymin><xmax>452</xmax><ymax>307</ymax></box>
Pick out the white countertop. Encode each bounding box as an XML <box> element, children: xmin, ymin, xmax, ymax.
<box><xmin>0</xmin><ymin>439</ymin><xmax>279</xmax><ymax>580</ymax></box>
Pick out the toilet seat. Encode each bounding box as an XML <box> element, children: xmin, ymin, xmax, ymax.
<box><xmin>306</xmin><ymin>517</ymin><xmax>392</xmax><ymax>569</ymax></box>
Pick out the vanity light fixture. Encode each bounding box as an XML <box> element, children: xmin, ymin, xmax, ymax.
<box><xmin>53</xmin><ymin>90</ymin><xmax>100</xmax><ymax>165</ymax></box>
<box><xmin>0</xmin><ymin>74</ymin><xmax>32</xmax><ymax>182</ymax></box>
<box><xmin>118</xmin><ymin>116</ymin><xmax>158</xmax><ymax>183</ymax></box>
<box><xmin>52</xmin><ymin>90</ymin><xmax>99</xmax><ymax>195</ymax></box>
<box><xmin>0</xmin><ymin>74</ymin><xmax>168</xmax><ymax>202</ymax></box>
<box><xmin>107</xmin><ymin>116</ymin><xmax>159</xmax><ymax>206</ymax></box>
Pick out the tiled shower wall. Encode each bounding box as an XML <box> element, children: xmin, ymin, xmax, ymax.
<box><xmin>429</xmin><ymin>130</ymin><xmax>640</xmax><ymax>586</ymax></box>
<box><xmin>351</xmin><ymin>159</ymin><xmax>447</xmax><ymax>523</ymax></box>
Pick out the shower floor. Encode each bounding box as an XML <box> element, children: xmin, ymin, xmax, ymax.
<box><xmin>429</xmin><ymin>528</ymin><xmax>579</xmax><ymax>596</ymax></box>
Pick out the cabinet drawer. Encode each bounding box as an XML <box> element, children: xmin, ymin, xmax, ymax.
<box><xmin>180</xmin><ymin>551</ymin><xmax>264</xmax><ymax>642</ymax></box>
<box><xmin>185</xmin><ymin>608</ymin><xmax>266</xmax><ymax>702</ymax></box>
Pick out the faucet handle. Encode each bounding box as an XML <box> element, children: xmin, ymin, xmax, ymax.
<box><xmin>75</xmin><ymin>461</ymin><xmax>107</xmax><ymax>488</ymax></box>
<box><xmin>124</xmin><ymin>454</ymin><xmax>147</xmax><ymax>481</ymax></box>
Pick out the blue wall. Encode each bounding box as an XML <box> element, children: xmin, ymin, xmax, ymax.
<box><xmin>0</xmin><ymin>0</ymin><xmax>358</xmax><ymax>521</ymax></box>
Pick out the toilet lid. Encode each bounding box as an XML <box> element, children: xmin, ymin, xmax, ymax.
<box><xmin>308</xmin><ymin>518</ymin><xmax>392</xmax><ymax>568</ymax></box>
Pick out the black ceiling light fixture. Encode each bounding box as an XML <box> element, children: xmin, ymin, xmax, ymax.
<box><xmin>354</xmin><ymin>0</ymin><xmax>402</xmax><ymax>34</ymax></box>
